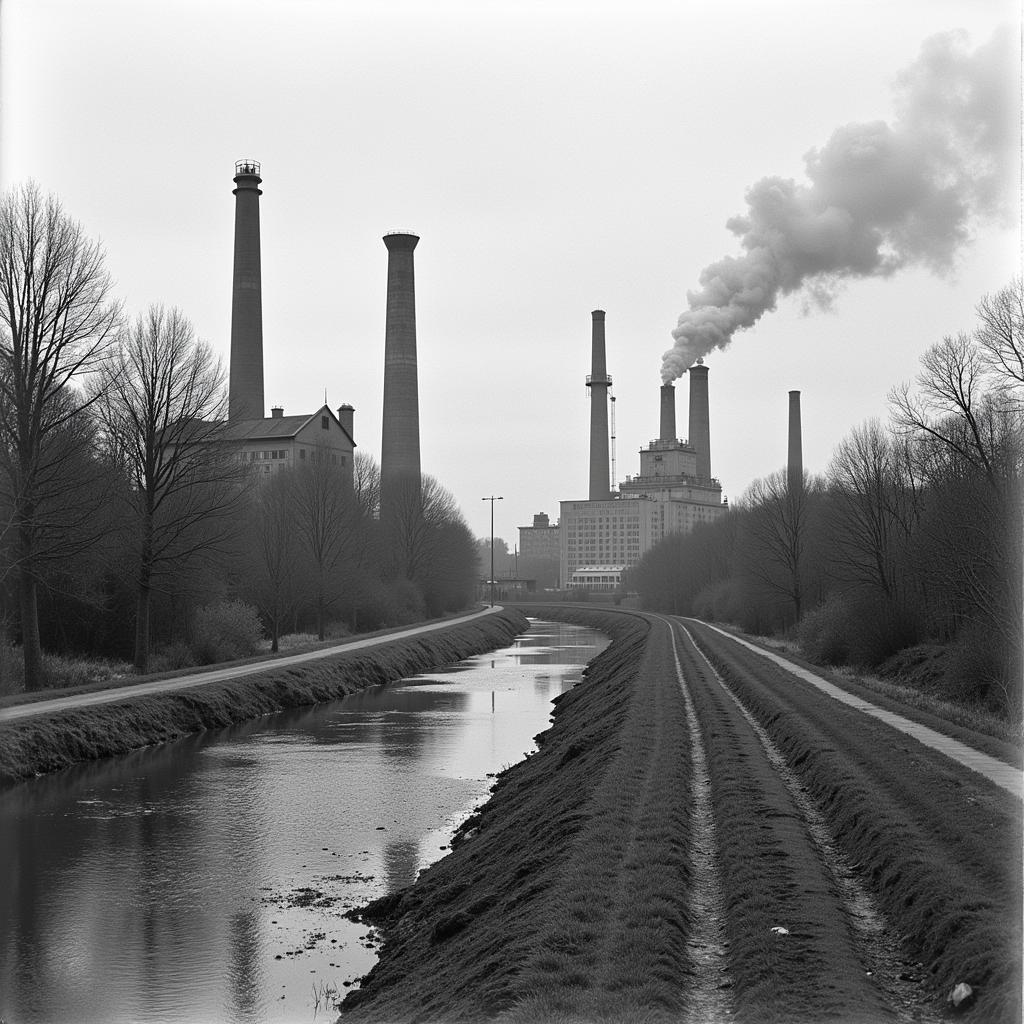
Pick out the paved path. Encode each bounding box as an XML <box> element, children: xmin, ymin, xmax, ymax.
<box><xmin>0</xmin><ymin>606</ymin><xmax>502</xmax><ymax>724</ymax></box>
<box><xmin>698</xmin><ymin>621</ymin><xmax>1023</xmax><ymax>800</ymax></box>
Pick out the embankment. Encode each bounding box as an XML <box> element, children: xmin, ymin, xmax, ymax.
<box><xmin>340</xmin><ymin>606</ymin><xmax>693</xmax><ymax>1022</ymax></box>
<box><xmin>0</xmin><ymin>609</ymin><xmax>528</xmax><ymax>789</ymax></box>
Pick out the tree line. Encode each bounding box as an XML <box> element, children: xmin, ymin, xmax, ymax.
<box><xmin>628</xmin><ymin>279</ymin><xmax>1023</xmax><ymax>717</ymax></box>
<box><xmin>0</xmin><ymin>183</ymin><xmax>478</xmax><ymax>691</ymax></box>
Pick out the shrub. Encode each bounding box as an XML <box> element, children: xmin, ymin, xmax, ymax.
<box><xmin>941</xmin><ymin>622</ymin><xmax>1021</xmax><ymax>717</ymax></box>
<box><xmin>192</xmin><ymin>600</ymin><xmax>263</xmax><ymax>665</ymax></box>
<box><xmin>150</xmin><ymin>640</ymin><xmax>196</xmax><ymax>672</ymax></box>
<box><xmin>797</xmin><ymin>594</ymin><xmax>851</xmax><ymax>666</ymax></box>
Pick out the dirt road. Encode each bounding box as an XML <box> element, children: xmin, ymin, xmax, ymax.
<box><xmin>342</xmin><ymin>609</ymin><xmax>1022</xmax><ymax>1024</ymax></box>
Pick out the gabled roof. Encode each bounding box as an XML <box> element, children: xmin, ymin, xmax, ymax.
<box><xmin>219</xmin><ymin>405</ymin><xmax>356</xmax><ymax>447</ymax></box>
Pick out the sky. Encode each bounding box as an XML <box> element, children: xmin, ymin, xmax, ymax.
<box><xmin>1</xmin><ymin>0</ymin><xmax>1019</xmax><ymax>547</ymax></box>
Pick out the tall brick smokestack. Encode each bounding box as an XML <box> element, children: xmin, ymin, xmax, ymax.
<box><xmin>788</xmin><ymin>390</ymin><xmax>803</xmax><ymax>492</ymax></box>
<box><xmin>228</xmin><ymin>160</ymin><xmax>265</xmax><ymax>420</ymax></box>
<box><xmin>659</xmin><ymin>383</ymin><xmax>676</xmax><ymax>441</ymax></box>
<box><xmin>380</xmin><ymin>232</ymin><xmax>422</xmax><ymax>526</ymax></box>
<box><xmin>586</xmin><ymin>310</ymin><xmax>611</xmax><ymax>501</ymax></box>
<box><xmin>688</xmin><ymin>358</ymin><xmax>711</xmax><ymax>480</ymax></box>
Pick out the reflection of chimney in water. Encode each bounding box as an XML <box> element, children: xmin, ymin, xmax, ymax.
<box><xmin>788</xmin><ymin>390</ymin><xmax>803</xmax><ymax>492</ymax></box>
<box><xmin>659</xmin><ymin>382</ymin><xmax>676</xmax><ymax>441</ymax></box>
<box><xmin>586</xmin><ymin>310</ymin><xmax>611</xmax><ymax>501</ymax></box>
<box><xmin>688</xmin><ymin>358</ymin><xmax>711</xmax><ymax>480</ymax></box>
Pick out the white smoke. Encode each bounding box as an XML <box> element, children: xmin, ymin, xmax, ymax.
<box><xmin>662</xmin><ymin>27</ymin><xmax>1016</xmax><ymax>382</ymax></box>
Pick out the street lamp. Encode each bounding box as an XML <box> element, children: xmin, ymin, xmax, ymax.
<box><xmin>482</xmin><ymin>495</ymin><xmax>503</xmax><ymax>607</ymax></box>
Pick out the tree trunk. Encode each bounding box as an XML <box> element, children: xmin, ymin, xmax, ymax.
<box><xmin>19</xmin><ymin>568</ymin><xmax>44</xmax><ymax>691</ymax></box>
<box><xmin>134</xmin><ymin>516</ymin><xmax>154</xmax><ymax>674</ymax></box>
<box><xmin>134</xmin><ymin>580</ymin><xmax>152</xmax><ymax>674</ymax></box>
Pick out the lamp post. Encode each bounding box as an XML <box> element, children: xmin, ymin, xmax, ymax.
<box><xmin>482</xmin><ymin>495</ymin><xmax>503</xmax><ymax>607</ymax></box>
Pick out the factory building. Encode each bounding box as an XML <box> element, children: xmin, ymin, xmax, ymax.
<box><xmin>559</xmin><ymin>314</ymin><xmax>726</xmax><ymax>589</ymax></box>
<box><xmin>518</xmin><ymin>513</ymin><xmax>560</xmax><ymax>562</ymax></box>
<box><xmin>223</xmin><ymin>161</ymin><xmax>355</xmax><ymax>481</ymax></box>
<box><xmin>222</xmin><ymin>404</ymin><xmax>355</xmax><ymax>483</ymax></box>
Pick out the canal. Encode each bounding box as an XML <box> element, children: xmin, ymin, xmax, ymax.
<box><xmin>0</xmin><ymin>618</ymin><xmax>607</xmax><ymax>1024</ymax></box>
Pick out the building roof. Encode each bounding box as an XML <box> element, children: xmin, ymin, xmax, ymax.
<box><xmin>219</xmin><ymin>405</ymin><xmax>355</xmax><ymax>447</ymax></box>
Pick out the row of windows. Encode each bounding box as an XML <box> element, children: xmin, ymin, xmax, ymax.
<box><xmin>243</xmin><ymin>448</ymin><xmax>347</xmax><ymax>467</ymax></box>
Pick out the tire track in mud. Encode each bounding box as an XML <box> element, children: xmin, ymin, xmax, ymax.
<box><xmin>666</xmin><ymin>617</ymin><xmax>901</xmax><ymax>1023</ymax></box>
<box><xmin>674</xmin><ymin>619</ymin><xmax>939</xmax><ymax>1024</ymax></box>
<box><xmin>684</xmin><ymin>618</ymin><xmax>1022</xmax><ymax>1022</ymax></box>
<box><xmin>665</xmin><ymin>620</ymin><xmax>733</xmax><ymax>1024</ymax></box>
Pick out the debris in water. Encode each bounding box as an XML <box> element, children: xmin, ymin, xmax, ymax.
<box><xmin>770</xmin><ymin>926</ymin><xmax>789</xmax><ymax>936</ymax></box>
<box><xmin>948</xmin><ymin>982</ymin><xmax>974</xmax><ymax>1009</ymax></box>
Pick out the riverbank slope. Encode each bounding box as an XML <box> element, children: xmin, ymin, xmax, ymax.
<box><xmin>0</xmin><ymin>608</ymin><xmax>528</xmax><ymax>789</ymax></box>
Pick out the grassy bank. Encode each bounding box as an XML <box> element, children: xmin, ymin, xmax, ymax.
<box><xmin>0</xmin><ymin>609</ymin><xmax>528</xmax><ymax>789</ymax></box>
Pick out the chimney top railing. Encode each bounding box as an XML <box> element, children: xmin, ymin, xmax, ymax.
<box><xmin>585</xmin><ymin>373</ymin><xmax>613</xmax><ymax>387</ymax></box>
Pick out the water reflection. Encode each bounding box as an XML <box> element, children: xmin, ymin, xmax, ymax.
<box><xmin>0</xmin><ymin>619</ymin><xmax>606</xmax><ymax>1024</ymax></box>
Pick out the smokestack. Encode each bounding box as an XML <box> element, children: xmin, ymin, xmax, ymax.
<box><xmin>380</xmin><ymin>232</ymin><xmax>421</xmax><ymax>523</ymax></box>
<box><xmin>228</xmin><ymin>160</ymin><xmax>265</xmax><ymax>420</ymax></box>
<box><xmin>337</xmin><ymin>404</ymin><xmax>354</xmax><ymax>441</ymax></box>
<box><xmin>586</xmin><ymin>310</ymin><xmax>611</xmax><ymax>501</ymax></box>
<box><xmin>659</xmin><ymin>383</ymin><xmax>676</xmax><ymax>442</ymax></box>
<box><xmin>688</xmin><ymin>358</ymin><xmax>711</xmax><ymax>480</ymax></box>
<box><xmin>788</xmin><ymin>390</ymin><xmax>803</xmax><ymax>492</ymax></box>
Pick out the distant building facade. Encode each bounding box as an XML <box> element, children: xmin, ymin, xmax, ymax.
<box><xmin>222</xmin><ymin>404</ymin><xmax>355</xmax><ymax>486</ymax></box>
<box><xmin>559</xmin><ymin>435</ymin><xmax>725</xmax><ymax>589</ymax></box>
<box><xmin>567</xmin><ymin>564</ymin><xmax>626</xmax><ymax>592</ymax></box>
<box><xmin>519</xmin><ymin>512</ymin><xmax>560</xmax><ymax>562</ymax></box>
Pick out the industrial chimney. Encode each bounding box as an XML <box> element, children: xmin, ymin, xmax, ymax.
<box><xmin>380</xmin><ymin>232</ymin><xmax>422</xmax><ymax>526</ymax></box>
<box><xmin>586</xmin><ymin>310</ymin><xmax>612</xmax><ymax>501</ymax></box>
<box><xmin>228</xmin><ymin>160</ymin><xmax>265</xmax><ymax>420</ymax></box>
<box><xmin>659</xmin><ymin>382</ymin><xmax>676</xmax><ymax>442</ymax></box>
<box><xmin>788</xmin><ymin>390</ymin><xmax>803</xmax><ymax>492</ymax></box>
<box><xmin>688</xmin><ymin>358</ymin><xmax>711</xmax><ymax>480</ymax></box>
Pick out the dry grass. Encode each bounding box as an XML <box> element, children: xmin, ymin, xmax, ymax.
<box><xmin>753</xmin><ymin>630</ymin><xmax>1023</xmax><ymax>744</ymax></box>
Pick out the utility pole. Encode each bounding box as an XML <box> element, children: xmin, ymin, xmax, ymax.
<box><xmin>482</xmin><ymin>495</ymin><xmax>503</xmax><ymax>608</ymax></box>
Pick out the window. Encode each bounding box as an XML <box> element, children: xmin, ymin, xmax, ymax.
<box><xmin>321</xmin><ymin>416</ymin><xmax>329</xmax><ymax>429</ymax></box>
<box><xmin>300</xmin><ymin>449</ymin><xmax>306</xmax><ymax>460</ymax></box>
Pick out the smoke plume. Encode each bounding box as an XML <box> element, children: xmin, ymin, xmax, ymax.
<box><xmin>662</xmin><ymin>28</ymin><xmax>1016</xmax><ymax>382</ymax></box>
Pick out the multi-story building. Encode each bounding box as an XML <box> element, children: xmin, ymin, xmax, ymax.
<box><xmin>559</xmin><ymin>368</ymin><xmax>726</xmax><ymax>589</ymax></box>
<box><xmin>518</xmin><ymin>513</ymin><xmax>561</xmax><ymax>561</ymax></box>
<box><xmin>222</xmin><ymin>403</ymin><xmax>355</xmax><ymax>486</ymax></box>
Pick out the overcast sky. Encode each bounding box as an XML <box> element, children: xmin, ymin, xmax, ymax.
<box><xmin>1</xmin><ymin>0</ymin><xmax>1018</xmax><ymax>547</ymax></box>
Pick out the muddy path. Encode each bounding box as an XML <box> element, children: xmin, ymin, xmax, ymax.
<box><xmin>682</xmin><ymin>617</ymin><xmax>1022</xmax><ymax>1023</ymax></box>
<box><xmin>337</xmin><ymin>608</ymin><xmax>1022</xmax><ymax>1024</ymax></box>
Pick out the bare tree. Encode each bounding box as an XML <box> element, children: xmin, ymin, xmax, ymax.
<box><xmin>890</xmin><ymin>331</ymin><xmax>1004</xmax><ymax>487</ymax></box>
<box><xmin>353</xmin><ymin>450</ymin><xmax>381</xmax><ymax>520</ymax></box>
<box><xmin>244</xmin><ymin>469</ymin><xmax>301</xmax><ymax>652</ymax></box>
<box><xmin>0</xmin><ymin>183</ymin><xmax>121</xmax><ymax>689</ymax></box>
<box><xmin>826</xmin><ymin>419</ymin><xmax>920</xmax><ymax>604</ymax></box>
<box><xmin>740</xmin><ymin>468</ymin><xmax>819</xmax><ymax>626</ymax></box>
<box><xmin>291</xmin><ymin>459</ymin><xmax>357</xmax><ymax>639</ymax></box>
<box><xmin>91</xmin><ymin>305</ymin><xmax>246</xmax><ymax>672</ymax></box>
<box><xmin>974</xmin><ymin>277</ymin><xmax>1024</xmax><ymax>391</ymax></box>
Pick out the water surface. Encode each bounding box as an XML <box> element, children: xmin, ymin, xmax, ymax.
<box><xmin>0</xmin><ymin>619</ymin><xmax>607</xmax><ymax>1024</ymax></box>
